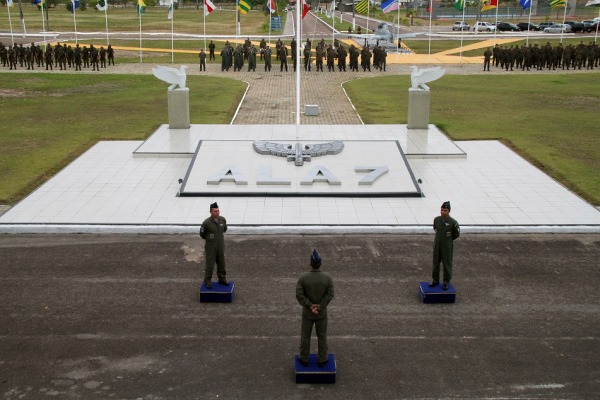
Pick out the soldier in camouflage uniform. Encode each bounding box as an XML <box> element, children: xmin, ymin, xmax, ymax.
<box><xmin>199</xmin><ymin>202</ymin><xmax>228</xmax><ymax>289</ymax></box>
<box><xmin>430</xmin><ymin>201</ymin><xmax>460</xmax><ymax>291</ymax></box>
<box><xmin>296</xmin><ymin>249</ymin><xmax>334</xmax><ymax>367</ymax></box>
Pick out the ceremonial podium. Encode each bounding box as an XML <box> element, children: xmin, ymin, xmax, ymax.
<box><xmin>199</xmin><ymin>281</ymin><xmax>235</xmax><ymax>303</ymax></box>
<box><xmin>419</xmin><ymin>281</ymin><xmax>456</xmax><ymax>303</ymax></box>
<box><xmin>294</xmin><ymin>354</ymin><xmax>336</xmax><ymax>384</ymax></box>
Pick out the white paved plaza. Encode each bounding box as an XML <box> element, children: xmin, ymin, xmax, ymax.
<box><xmin>1</xmin><ymin>124</ymin><xmax>598</xmax><ymax>234</ymax></box>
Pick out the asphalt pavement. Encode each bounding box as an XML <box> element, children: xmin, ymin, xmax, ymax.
<box><xmin>1</xmin><ymin>233</ymin><xmax>599</xmax><ymax>399</ymax></box>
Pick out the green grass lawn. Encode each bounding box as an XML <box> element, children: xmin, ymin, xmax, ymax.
<box><xmin>4</xmin><ymin>5</ymin><xmax>278</xmax><ymax>35</ymax></box>
<box><xmin>0</xmin><ymin>74</ymin><xmax>246</xmax><ymax>204</ymax></box>
<box><xmin>344</xmin><ymin>74</ymin><xmax>600</xmax><ymax>205</ymax></box>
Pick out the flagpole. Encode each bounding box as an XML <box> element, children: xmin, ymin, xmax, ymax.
<box><xmin>459</xmin><ymin>2</ymin><xmax>465</xmax><ymax>64</ymax></box>
<box><xmin>269</xmin><ymin>5</ymin><xmax>272</xmax><ymax>46</ymax></box>
<box><xmin>171</xmin><ymin>1</ymin><xmax>174</xmax><ymax>64</ymax></box>
<box><xmin>203</xmin><ymin>1</ymin><xmax>207</xmax><ymax>51</ymax></box>
<box><xmin>493</xmin><ymin>2</ymin><xmax>498</xmax><ymax>43</ymax></box>
<box><xmin>40</xmin><ymin>2</ymin><xmax>46</xmax><ymax>50</ymax></box>
<box><xmin>428</xmin><ymin>0</ymin><xmax>433</xmax><ymax>59</ymax></box>
<box><xmin>72</xmin><ymin>1</ymin><xmax>78</xmax><ymax>45</ymax></box>
<box><xmin>296</xmin><ymin>1</ymin><xmax>301</xmax><ymax>127</ymax></box>
<box><xmin>139</xmin><ymin>6</ymin><xmax>143</xmax><ymax>64</ymax></box>
<box><xmin>7</xmin><ymin>2</ymin><xmax>15</xmax><ymax>46</ymax></box>
<box><xmin>397</xmin><ymin>1</ymin><xmax>401</xmax><ymax>63</ymax></box>
<box><xmin>332</xmin><ymin>0</ymin><xmax>335</xmax><ymax>46</ymax></box>
<box><xmin>559</xmin><ymin>2</ymin><xmax>568</xmax><ymax>42</ymax></box>
<box><xmin>526</xmin><ymin>0</ymin><xmax>532</xmax><ymax>45</ymax></box>
<box><xmin>104</xmin><ymin>5</ymin><xmax>109</xmax><ymax>45</ymax></box>
<box><xmin>236</xmin><ymin>0</ymin><xmax>240</xmax><ymax>37</ymax></box>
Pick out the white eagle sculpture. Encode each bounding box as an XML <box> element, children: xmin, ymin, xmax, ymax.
<box><xmin>152</xmin><ymin>65</ymin><xmax>188</xmax><ymax>90</ymax></box>
<box><xmin>410</xmin><ymin>66</ymin><xmax>445</xmax><ymax>91</ymax></box>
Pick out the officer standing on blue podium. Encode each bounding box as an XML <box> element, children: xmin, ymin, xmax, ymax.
<box><xmin>200</xmin><ymin>202</ymin><xmax>228</xmax><ymax>289</ymax></box>
<box><xmin>296</xmin><ymin>250</ymin><xmax>335</xmax><ymax>367</ymax></box>
<box><xmin>430</xmin><ymin>201</ymin><xmax>460</xmax><ymax>291</ymax></box>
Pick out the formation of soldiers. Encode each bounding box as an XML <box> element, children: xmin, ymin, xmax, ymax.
<box><xmin>1</xmin><ymin>42</ymin><xmax>115</xmax><ymax>71</ymax></box>
<box><xmin>484</xmin><ymin>41</ymin><xmax>599</xmax><ymax>71</ymax></box>
<box><xmin>216</xmin><ymin>38</ymin><xmax>389</xmax><ymax>74</ymax></box>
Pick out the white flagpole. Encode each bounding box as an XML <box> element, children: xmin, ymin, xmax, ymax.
<box><xmin>397</xmin><ymin>0</ymin><xmax>401</xmax><ymax>63</ymax></box>
<box><xmin>428</xmin><ymin>0</ymin><xmax>433</xmax><ymax>58</ymax></box>
<box><xmin>459</xmin><ymin>2</ymin><xmax>465</xmax><ymax>63</ymax></box>
<box><xmin>493</xmin><ymin>2</ymin><xmax>499</xmax><ymax>42</ymax></box>
<box><xmin>595</xmin><ymin>8</ymin><xmax>599</xmax><ymax>42</ymax></box>
<box><xmin>559</xmin><ymin>2</ymin><xmax>568</xmax><ymax>43</ymax></box>
<box><xmin>526</xmin><ymin>0</ymin><xmax>532</xmax><ymax>45</ymax></box>
<box><xmin>104</xmin><ymin>4</ymin><xmax>109</xmax><ymax>45</ymax></box>
<box><xmin>72</xmin><ymin>1</ymin><xmax>78</xmax><ymax>44</ymax></box>
<box><xmin>139</xmin><ymin>5</ymin><xmax>143</xmax><ymax>64</ymax></box>
<box><xmin>171</xmin><ymin>1</ymin><xmax>174</xmax><ymax>64</ymax></box>
<box><xmin>269</xmin><ymin>4</ymin><xmax>272</xmax><ymax>46</ymax></box>
<box><xmin>296</xmin><ymin>1</ymin><xmax>301</xmax><ymax>126</ymax></box>
<box><xmin>332</xmin><ymin>0</ymin><xmax>335</xmax><ymax>45</ymax></box>
<box><xmin>236</xmin><ymin>0</ymin><xmax>239</xmax><ymax>37</ymax></box>
<box><xmin>203</xmin><ymin>0</ymin><xmax>207</xmax><ymax>51</ymax></box>
<box><xmin>7</xmin><ymin>2</ymin><xmax>15</xmax><ymax>46</ymax></box>
<box><xmin>367</xmin><ymin>0</ymin><xmax>370</xmax><ymax>34</ymax></box>
<box><xmin>40</xmin><ymin>3</ymin><xmax>46</xmax><ymax>49</ymax></box>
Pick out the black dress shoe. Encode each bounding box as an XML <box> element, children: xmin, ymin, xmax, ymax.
<box><xmin>428</xmin><ymin>282</ymin><xmax>439</xmax><ymax>288</ymax></box>
<box><xmin>205</xmin><ymin>281</ymin><xmax>212</xmax><ymax>289</ymax></box>
<box><xmin>318</xmin><ymin>360</ymin><xmax>328</xmax><ymax>368</ymax></box>
<box><xmin>442</xmin><ymin>283</ymin><xmax>449</xmax><ymax>291</ymax></box>
<box><xmin>218</xmin><ymin>280</ymin><xmax>229</xmax><ymax>286</ymax></box>
<box><xmin>299</xmin><ymin>359</ymin><xmax>309</xmax><ymax>367</ymax></box>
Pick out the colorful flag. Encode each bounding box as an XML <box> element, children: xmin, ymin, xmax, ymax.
<box><xmin>96</xmin><ymin>0</ymin><xmax>108</xmax><ymax>11</ymax></box>
<box><xmin>34</xmin><ymin>0</ymin><xmax>46</xmax><ymax>10</ymax></box>
<box><xmin>302</xmin><ymin>0</ymin><xmax>310</xmax><ymax>18</ymax></box>
<box><xmin>550</xmin><ymin>0</ymin><xmax>565</xmax><ymax>7</ymax></box>
<box><xmin>519</xmin><ymin>0</ymin><xmax>531</xmax><ymax>9</ymax></box>
<box><xmin>167</xmin><ymin>0</ymin><xmax>174</xmax><ymax>19</ymax></box>
<box><xmin>481</xmin><ymin>0</ymin><xmax>497</xmax><ymax>11</ymax></box>
<box><xmin>238</xmin><ymin>0</ymin><xmax>252</xmax><ymax>14</ymax></box>
<box><xmin>585</xmin><ymin>0</ymin><xmax>600</xmax><ymax>5</ymax></box>
<box><xmin>454</xmin><ymin>0</ymin><xmax>464</xmax><ymax>11</ymax></box>
<box><xmin>267</xmin><ymin>0</ymin><xmax>276</xmax><ymax>14</ymax></box>
<box><xmin>136</xmin><ymin>0</ymin><xmax>146</xmax><ymax>15</ymax></box>
<box><xmin>70</xmin><ymin>0</ymin><xmax>81</xmax><ymax>14</ymax></box>
<box><xmin>355</xmin><ymin>0</ymin><xmax>369</xmax><ymax>14</ymax></box>
<box><xmin>205</xmin><ymin>0</ymin><xmax>216</xmax><ymax>15</ymax></box>
<box><xmin>381</xmin><ymin>0</ymin><xmax>399</xmax><ymax>13</ymax></box>
<box><xmin>6</xmin><ymin>0</ymin><xmax>13</xmax><ymax>7</ymax></box>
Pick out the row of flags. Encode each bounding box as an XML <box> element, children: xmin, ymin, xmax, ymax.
<box><xmin>355</xmin><ymin>0</ymin><xmax>400</xmax><ymax>15</ymax></box>
<box><xmin>18</xmin><ymin>0</ymin><xmax>600</xmax><ymax>19</ymax></box>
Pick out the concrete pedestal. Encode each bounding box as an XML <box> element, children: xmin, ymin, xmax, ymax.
<box><xmin>168</xmin><ymin>88</ymin><xmax>190</xmax><ymax>129</ymax></box>
<box><xmin>407</xmin><ymin>89</ymin><xmax>430</xmax><ymax>130</ymax></box>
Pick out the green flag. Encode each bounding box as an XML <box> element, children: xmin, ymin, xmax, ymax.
<box><xmin>454</xmin><ymin>0</ymin><xmax>465</xmax><ymax>11</ymax></box>
<box><xmin>238</xmin><ymin>0</ymin><xmax>252</xmax><ymax>14</ymax></box>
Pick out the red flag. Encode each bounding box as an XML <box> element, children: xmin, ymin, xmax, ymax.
<box><xmin>302</xmin><ymin>0</ymin><xmax>309</xmax><ymax>19</ymax></box>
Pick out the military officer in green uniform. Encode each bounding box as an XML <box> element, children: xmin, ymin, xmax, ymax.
<box><xmin>296</xmin><ymin>250</ymin><xmax>334</xmax><ymax>367</ymax></box>
<box><xmin>199</xmin><ymin>202</ymin><xmax>228</xmax><ymax>289</ymax></box>
<box><xmin>430</xmin><ymin>201</ymin><xmax>460</xmax><ymax>291</ymax></box>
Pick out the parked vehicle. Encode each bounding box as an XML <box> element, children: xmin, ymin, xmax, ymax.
<box><xmin>496</xmin><ymin>22</ymin><xmax>521</xmax><ymax>32</ymax></box>
<box><xmin>516</xmin><ymin>22</ymin><xmax>540</xmax><ymax>31</ymax></box>
<box><xmin>452</xmin><ymin>21</ymin><xmax>470</xmax><ymax>31</ymax></box>
<box><xmin>543</xmin><ymin>24</ymin><xmax>572</xmax><ymax>33</ymax></box>
<box><xmin>473</xmin><ymin>21</ymin><xmax>497</xmax><ymax>32</ymax></box>
<box><xmin>538</xmin><ymin>22</ymin><xmax>557</xmax><ymax>30</ymax></box>
<box><xmin>564</xmin><ymin>20</ymin><xmax>586</xmax><ymax>32</ymax></box>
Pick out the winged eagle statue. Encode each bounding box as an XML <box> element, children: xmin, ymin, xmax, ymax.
<box><xmin>253</xmin><ymin>140</ymin><xmax>344</xmax><ymax>166</ymax></box>
<box><xmin>410</xmin><ymin>66</ymin><xmax>445</xmax><ymax>91</ymax></box>
<box><xmin>152</xmin><ymin>65</ymin><xmax>188</xmax><ymax>90</ymax></box>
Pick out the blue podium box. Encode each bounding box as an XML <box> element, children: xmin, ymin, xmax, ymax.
<box><xmin>294</xmin><ymin>354</ymin><xmax>336</xmax><ymax>384</ymax></box>
<box><xmin>199</xmin><ymin>281</ymin><xmax>235</xmax><ymax>303</ymax></box>
<box><xmin>419</xmin><ymin>281</ymin><xmax>456</xmax><ymax>303</ymax></box>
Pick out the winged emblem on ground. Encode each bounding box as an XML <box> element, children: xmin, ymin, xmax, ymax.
<box><xmin>253</xmin><ymin>141</ymin><xmax>344</xmax><ymax>166</ymax></box>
